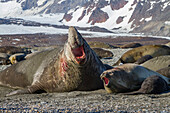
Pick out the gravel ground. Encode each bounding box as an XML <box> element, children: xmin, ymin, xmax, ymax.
<box><xmin>0</xmin><ymin>48</ymin><xmax>170</xmax><ymax>112</ymax></box>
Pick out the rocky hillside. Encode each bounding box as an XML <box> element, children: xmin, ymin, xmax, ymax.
<box><xmin>0</xmin><ymin>0</ymin><xmax>169</xmax><ymax>36</ymax></box>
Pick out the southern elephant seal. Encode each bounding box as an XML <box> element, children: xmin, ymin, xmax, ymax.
<box><xmin>124</xmin><ymin>75</ymin><xmax>169</xmax><ymax>94</ymax></box>
<box><xmin>0</xmin><ymin>46</ymin><xmax>28</xmax><ymax>54</ymax></box>
<box><xmin>120</xmin><ymin>42</ymin><xmax>142</xmax><ymax>49</ymax></box>
<box><xmin>100</xmin><ymin>63</ymin><xmax>170</xmax><ymax>93</ymax></box>
<box><xmin>113</xmin><ymin>45</ymin><xmax>170</xmax><ymax>66</ymax></box>
<box><xmin>134</xmin><ymin>55</ymin><xmax>153</xmax><ymax>64</ymax></box>
<box><xmin>9</xmin><ymin>53</ymin><xmax>26</xmax><ymax>64</ymax></box>
<box><xmin>141</xmin><ymin>55</ymin><xmax>170</xmax><ymax>71</ymax></box>
<box><xmin>156</xmin><ymin>67</ymin><xmax>170</xmax><ymax>78</ymax></box>
<box><xmin>92</xmin><ymin>48</ymin><xmax>113</xmax><ymax>59</ymax></box>
<box><xmin>0</xmin><ymin>27</ymin><xmax>106</xmax><ymax>96</ymax></box>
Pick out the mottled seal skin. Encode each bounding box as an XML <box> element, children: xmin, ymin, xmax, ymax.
<box><xmin>141</xmin><ymin>55</ymin><xmax>170</xmax><ymax>71</ymax></box>
<box><xmin>113</xmin><ymin>45</ymin><xmax>170</xmax><ymax>66</ymax></box>
<box><xmin>156</xmin><ymin>67</ymin><xmax>170</xmax><ymax>78</ymax></box>
<box><xmin>124</xmin><ymin>75</ymin><xmax>169</xmax><ymax>95</ymax></box>
<box><xmin>0</xmin><ymin>27</ymin><xmax>106</xmax><ymax>96</ymax></box>
<box><xmin>134</xmin><ymin>55</ymin><xmax>153</xmax><ymax>64</ymax></box>
<box><xmin>100</xmin><ymin>64</ymin><xmax>170</xmax><ymax>93</ymax></box>
<box><xmin>92</xmin><ymin>48</ymin><xmax>113</xmax><ymax>59</ymax></box>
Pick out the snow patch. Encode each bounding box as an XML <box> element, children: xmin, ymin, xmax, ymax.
<box><xmin>162</xmin><ymin>1</ymin><xmax>169</xmax><ymax>11</ymax></box>
<box><xmin>145</xmin><ymin>16</ymin><xmax>152</xmax><ymax>21</ymax></box>
<box><xmin>37</xmin><ymin>0</ymin><xmax>46</xmax><ymax>6</ymax></box>
<box><xmin>0</xmin><ymin>1</ymin><xmax>22</xmax><ymax>17</ymax></box>
<box><xmin>140</xmin><ymin>18</ymin><xmax>145</xmax><ymax>22</ymax></box>
<box><xmin>105</xmin><ymin>0</ymin><xmax>111</xmax><ymax>4</ymax></box>
<box><xmin>98</xmin><ymin>0</ymin><xmax>137</xmax><ymax>32</ymax></box>
<box><xmin>0</xmin><ymin>24</ymin><xmax>170</xmax><ymax>40</ymax></box>
<box><xmin>18</xmin><ymin>13</ymin><xmax>64</xmax><ymax>25</ymax></box>
<box><xmin>165</xmin><ymin>21</ymin><xmax>170</xmax><ymax>25</ymax></box>
<box><xmin>13</xmin><ymin>39</ymin><xmax>21</xmax><ymax>41</ymax></box>
<box><xmin>58</xmin><ymin>0</ymin><xmax>66</xmax><ymax>4</ymax></box>
<box><xmin>147</xmin><ymin>1</ymin><xmax>156</xmax><ymax>11</ymax></box>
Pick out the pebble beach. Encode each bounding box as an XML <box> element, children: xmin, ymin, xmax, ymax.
<box><xmin>0</xmin><ymin>48</ymin><xmax>169</xmax><ymax>112</ymax></box>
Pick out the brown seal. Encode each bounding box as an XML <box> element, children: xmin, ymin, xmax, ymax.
<box><xmin>0</xmin><ymin>46</ymin><xmax>26</xmax><ymax>54</ymax></box>
<box><xmin>113</xmin><ymin>45</ymin><xmax>170</xmax><ymax>66</ymax></box>
<box><xmin>100</xmin><ymin>63</ymin><xmax>170</xmax><ymax>93</ymax></box>
<box><xmin>141</xmin><ymin>55</ymin><xmax>170</xmax><ymax>71</ymax></box>
<box><xmin>134</xmin><ymin>55</ymin><xmax>153</xmax><ymax>64</ymax></box>
<box><xmin>156</xmin><ymin>67</ymin><xmax>170</xmax><ymax>78</ymax></box>
<box><xmin>120</xmin><ymin>42</ymin><xmax>142</xmax><ymax>49</ymax></box>
<box><xmin>0</xmin><ymin>27</ymin><xmax>106</xmax><ymax>96</ymax></box>
<box><xmin>92</xmin><ymin>48</ymin><xmax>113</xmax><ymax>59</ymax></box>
<box><xmin>124</xmin><ymin>75</ymin><xmax>169</xmax><ymax>94</ymax></box>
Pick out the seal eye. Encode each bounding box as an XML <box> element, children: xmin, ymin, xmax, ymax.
<box><xmin>72</xmin><ymin>45</ymin><xmax>86</xmax><ymax>64</ymax></box>
<box><xmin>103</xmin><ymin>77</ymin><xmax>109</xmax><ymax>86</ymax></box>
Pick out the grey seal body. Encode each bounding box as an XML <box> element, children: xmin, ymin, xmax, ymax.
<box><xmin>101</xmin><ymin>64</ymin><xmax>170</xmax><ymax>93</ymax></box>
<box><xmin>0</xmin><ymin>27</ymin><xmax>106</xmax><ymax>96</ymax></box>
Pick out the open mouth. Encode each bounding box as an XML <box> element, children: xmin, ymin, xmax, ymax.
<box><xmin>72</xmin><ymin>45</ymin><xmax>86</xmax><ymax>64</ymax></box>
<box><xmin>103</xmin><ymin>77</ymin><xmax>109</xmax><ymax>86</ymax></box>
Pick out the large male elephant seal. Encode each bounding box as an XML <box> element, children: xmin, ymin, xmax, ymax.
<box><xmin>113</xmin><ymin>45</ymin><xmax>170</xmax><ymax>66</ymax></box>
<box><xmin>0</xmin><ymin>27</ymin><xmax>106</xmax><ymax>96</ymax></box>
<box><xmin>100</xmin><ymin>64</ymin><xmax>170</xmax><ymax>93</ymax></box>
<box><xmin>141</xmin><ymin>55</ymin><xmax>170</xmax><ymax>71</ymax></box>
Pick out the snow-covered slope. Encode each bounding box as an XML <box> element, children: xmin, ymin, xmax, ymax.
<box><xmin>0</xmin><ymin>0</ymin><xmax>170</xmax><ymax>36</ymax></box>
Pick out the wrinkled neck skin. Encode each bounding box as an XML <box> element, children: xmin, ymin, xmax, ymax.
<box><xmin>58</xmin><ymin>27</ymin><xmax>106</xmax><ymax>91</ymax></box>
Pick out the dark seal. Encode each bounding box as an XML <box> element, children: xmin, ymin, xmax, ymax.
<box><xmin>100</xmin><ymin>64</ymin><xmax>170</xmax><ymax>93</ymax></box>
<box><xmin>125</xmin><ymin>75</ymin><xmax>169</xmax><ymax>94</ymax></box>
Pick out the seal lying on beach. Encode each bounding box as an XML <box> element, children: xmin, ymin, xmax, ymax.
<box><xmin>113</xmin><ymin>45</ymin><xmax>170</xmax><ymax>66</ymax></box>
<box><xmin>100</xmin><ymin>64</ymin><xmax>170</xmax><ymax>93</ymax></box>
<box><xmin>124</xmin><ymin>75</ymin><xmax>169</xmax><ymax>94</ymax></box>
<box><xmin>0</xmin><ymin>27</ymin><xmax>106</xmax><ymax>96</ymax></box>
<box><xmin>134</xmin><ymin>55</ymin><xmax>153</xmax><ymax>64</ymax></box>
<box><xmin>141</xmin><ymin>55</ymin><xmax>170</xmax><ymax>71</ymax></box>
<box><xmin>0</xmin><ymin>46</ymin><xmax>27</xmax><ymax>55</ymax></box>
<box><xmin>156</xmin><ymin>67</ymin><xmax>170</xmax><ymax>78</ymax></box>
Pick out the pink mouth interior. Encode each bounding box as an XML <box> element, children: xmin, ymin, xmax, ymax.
<box><xmin>72</xmin><ymin>45</ymin><xmax>86</xmax><ymax>64</ymax></box>
<box><xmin>103</xmin><ymin>77</ymin><xmax>109</xmax><ymax>85</ymax></box>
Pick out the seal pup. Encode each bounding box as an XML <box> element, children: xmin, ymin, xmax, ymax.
<box><xmin>113</xmin><ymin>45</ymin><xmax>170</xmax><ymax>66</ymax></box>
<box><xmin>0</xmin><ymin>27</ymin><xmax>106</xmax><ymax>96</ymax></box>
<box><xmin>100</xmin><ymin>63</ymin><xmax>170</xmax><ymax>93</ymax></box>
<box><xmin>124</xmin><ymin>75</ymin><xmax>169</xmax><ymax>94</ymax></box>
<box><xmin>141</xmin><ymin>55</ymin><xmax>170</xmax><ymax>71</ymax></box>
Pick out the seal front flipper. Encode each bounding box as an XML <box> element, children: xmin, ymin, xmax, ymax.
<box><xmin>6</xmin><ymin>82</ymin><xmax>44</xmax><ymax>96</ymax></box>
<box><xmin>6</xmin><ymin>88</ymin><xmax>30</xmax><ymax>96</ymax></box>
